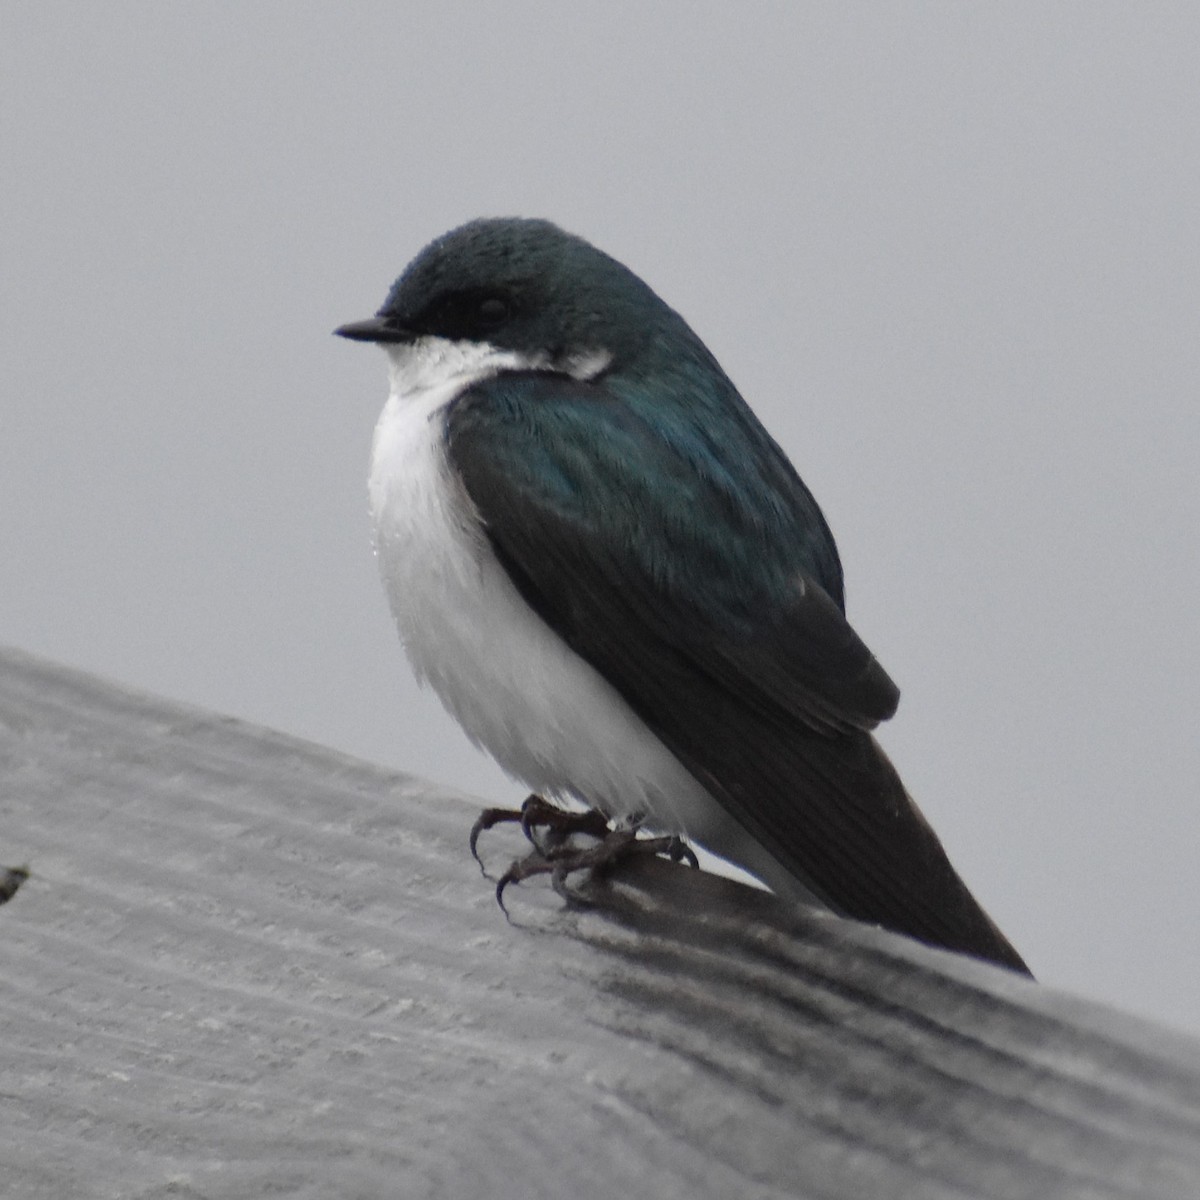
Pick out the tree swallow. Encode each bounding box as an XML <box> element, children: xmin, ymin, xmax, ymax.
<box><xmin>336</xmin><ymin>218</ymin><xmax>1030</xmax><ymax>975</ymax></box>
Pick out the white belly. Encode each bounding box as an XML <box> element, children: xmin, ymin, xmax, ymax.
<box><xmin>366</xmin><ymin>339</ymin><xmax>806</xmax><ymax>898</ymax></box>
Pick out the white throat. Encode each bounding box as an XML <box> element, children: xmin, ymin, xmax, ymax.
<box><xmin>383</xmin><ymin>335</ymin><xmax>530</xmax><ymax>400</ymax></box>
<box><xmin>383</xmin><ymin>333</ymin><xmax>613</xmax><ymax>401</ymax></box>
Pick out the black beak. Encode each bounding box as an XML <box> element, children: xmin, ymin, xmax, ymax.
<box><xmin>333</xmin><ymin>316</ymin><xmax>415</xmax><ymax>343</ymax></box>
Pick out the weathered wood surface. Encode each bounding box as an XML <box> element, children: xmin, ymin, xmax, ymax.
<box><xmin>1</xmin><ymin>646</ymin><xmax>1197</xmax><ymax>1199</ymax></box>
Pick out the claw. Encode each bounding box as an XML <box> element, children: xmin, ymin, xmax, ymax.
<box><xmin>495</xmin><ymin>847</ymin><xmax>554</xmax><ymax>920</ymax></box>
<box><xmin>519</xmin><ymin>796</ymin><xmax>552</xmax><ymax>845</ymax></box>
<box><xmin>469</xmin><ymin>805</ymin><xmax>525</xmax><ymax>871</ymax></box>
<box><xmin>495</xmin><ymin>870</ymin><xmax>515</xmax><ymax>920</ymax></box>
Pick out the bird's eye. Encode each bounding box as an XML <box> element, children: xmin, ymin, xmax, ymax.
<box><xmin>423</xmin><ymin>290</ymin><xmax>513</xmax><ymax>337</ymax></box>
<box><xmin>476</xmin><ymin>296</ymin><xmax>510</xmax><ymax>327</ymax></box>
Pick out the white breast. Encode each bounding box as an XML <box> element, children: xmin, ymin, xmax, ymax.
<box><xmin>366</xmin><ymin>337</ymin><xmax>803</xmax><ymax>897</ymax></box>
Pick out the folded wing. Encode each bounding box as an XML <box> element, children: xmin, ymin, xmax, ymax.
<box><xmin>447</xmin><ymin>371</ymin><xmax>1028</xmax><ymax>974</ymax></box>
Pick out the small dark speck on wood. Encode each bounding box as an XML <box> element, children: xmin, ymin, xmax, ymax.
<box><xmin>0</xmin><ymin>864</ymin><xmax>29</xmax><ymax>905</ymax></box>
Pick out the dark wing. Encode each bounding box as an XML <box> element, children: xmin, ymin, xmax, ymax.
<box><xmin>447</xmin><ymin>372</ymin><xmax>1028</xmax><ymax>974</ymax></box>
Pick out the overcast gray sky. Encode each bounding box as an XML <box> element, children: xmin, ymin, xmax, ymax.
<box><xmin>3</xmin><ymin>3</ymin><xmax>1198</xmax><ymax>1037</ymax></box>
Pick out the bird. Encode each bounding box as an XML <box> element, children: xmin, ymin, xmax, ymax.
<box><xmin>336</xmin><ymin>217</ymin><xmax>1030</xmax><ymax>975</ymax></box>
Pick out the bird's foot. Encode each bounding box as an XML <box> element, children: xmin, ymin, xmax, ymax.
<box><xmin>469</xmin><ymin>794</ymin><xmax>612</xmax><ymax>871</ymax></box>
<box><xmin>470</xmin><ymin>794</ymin><xmax>698</xmax><ymax>916</ymax></box>
<box><xmin>469</xmin><ymin>794</ymin><xmax>698</xmax><ymax>914</ymax></box>
<box><xmin>495</xmin><ymin>828</ymin><xmax>699</xmax><ymax>916</ymax></box>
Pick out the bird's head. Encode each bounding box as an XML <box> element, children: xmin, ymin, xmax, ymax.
<box><xmin>336</xmin><ymin>217</ymin><xmax>688</xmax><ymax>383</ymax></box>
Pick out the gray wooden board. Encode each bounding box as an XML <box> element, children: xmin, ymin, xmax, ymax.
<box><xmin>1</xmin><ymin>646</ymin><xmax>1197</xmax><ymax>1199</ymax></box>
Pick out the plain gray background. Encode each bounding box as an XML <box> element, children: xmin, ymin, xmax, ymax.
<box><xmin>3</xmin><ymin>4</ymin><xmax>1197</xmax><ymax>1037</ymax></box>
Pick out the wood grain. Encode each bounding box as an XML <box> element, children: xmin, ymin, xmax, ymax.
<box><xmin>1</xmin><ymin>647</ymin><xmax>1196</xmax><ymax>1199</ymax></box>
